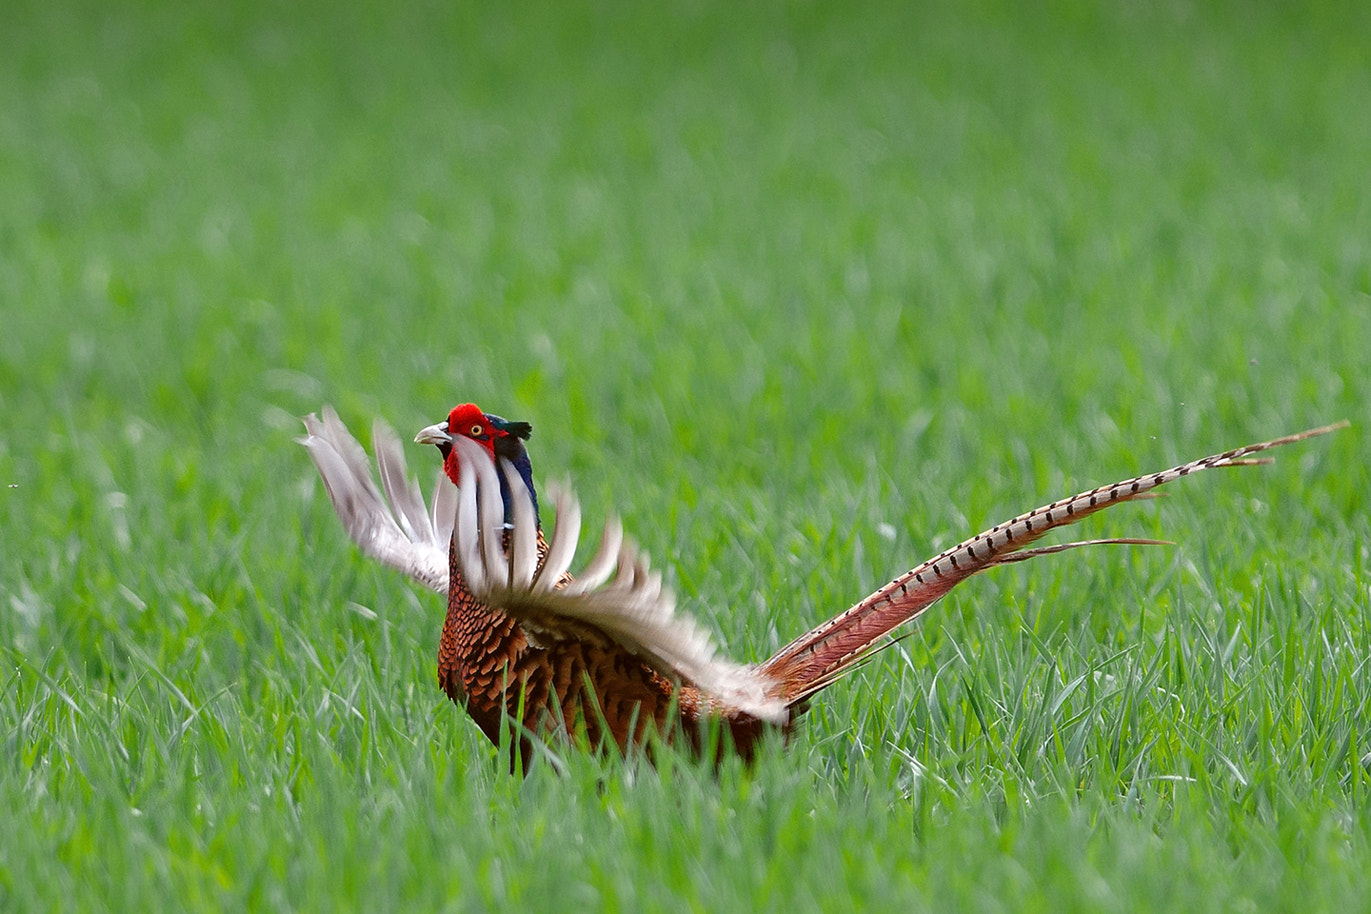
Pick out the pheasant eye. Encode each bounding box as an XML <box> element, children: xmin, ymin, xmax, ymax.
<box><xmin>470</xmin><ymin>424</ymin><xmax>484</xmax><ymax>437</ymax></box>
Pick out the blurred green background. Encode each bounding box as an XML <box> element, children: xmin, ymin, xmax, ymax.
<box><xmin>2</xmin><ymin>1</ymin><xmax>1368</xmax><ymax>910</ymax></box>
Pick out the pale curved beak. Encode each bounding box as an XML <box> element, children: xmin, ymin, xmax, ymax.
<box><xmin>414</xmin><ymin>421</ymin><xmax>452</xmax><ymax>446</ymax></box>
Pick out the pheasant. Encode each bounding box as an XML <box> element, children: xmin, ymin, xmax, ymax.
<box><xmin>301</xmin><ymin>404</ymin><xmax>1345</xmax><ymax>769</ymax></box>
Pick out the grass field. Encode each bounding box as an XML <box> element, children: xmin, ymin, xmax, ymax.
<box><xmin>3</xmin><ymin>0</ymin><xmax>1369</xmax><ymax>909</ymax></box>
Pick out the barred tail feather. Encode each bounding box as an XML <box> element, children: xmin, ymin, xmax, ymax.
<box><xmin>762</xmin><ymin>421</ymin><xmax>1348</xmax><ymax>704</ymax></box>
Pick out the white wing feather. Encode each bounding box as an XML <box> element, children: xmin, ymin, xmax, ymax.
<box><xmin>300</xmin><ymin>406</ymin><xmax>451</xmax><ymax>595</ymax></box>
<box><xmin>450</xmin><ymin>437</ymin><xmax>787</xmax><ymax>723</ymax></box>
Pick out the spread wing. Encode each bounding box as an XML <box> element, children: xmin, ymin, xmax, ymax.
<box><xmin>448</xmin><ymin>436</ymin><xmax>787</xmax><ymax>723</ymax></box>
<box><xmin>300</xmin><ymin>406</ymin><xmax>454</xmax><ymax>595</ymax></box>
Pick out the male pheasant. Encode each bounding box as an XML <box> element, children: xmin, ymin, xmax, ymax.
<box><xmin>301</xmin><ymin>405</ymin><xmax>1344</xmax><ymax>769</ymax></box>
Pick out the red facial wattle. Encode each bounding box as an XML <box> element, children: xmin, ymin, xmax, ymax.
<box><xmin>438</xmin><ymin>403</ymin><xmax>504</xmax><ymax>486</ymax></box>
<box><xmin>415</xmin><ymin>403</ymin><xmax>537</xmax><ymax>524</ymax></box>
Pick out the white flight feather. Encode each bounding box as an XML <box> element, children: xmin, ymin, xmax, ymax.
<box><xmin>300</xmin><ymin>406</ymin><xmax>451</xmax><ymax>595</ymax></box>
<box><xmin>449</xmin><ymin>437</ymin><xmax>787</xmax><ymax>723</ymax></box>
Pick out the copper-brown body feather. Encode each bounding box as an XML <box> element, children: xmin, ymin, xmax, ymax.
<box><xmin>437</xmin><ymin>535</ymin><xmax>768</xmax><ymax>768</ymax></box>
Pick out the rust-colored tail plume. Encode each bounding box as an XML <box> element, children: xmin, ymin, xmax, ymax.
<box><xmin>760</xmin><ymin>422</ymin><xmax>1349</xmax><ymax>706</ymax></box>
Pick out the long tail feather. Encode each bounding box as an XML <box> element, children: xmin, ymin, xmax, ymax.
<box><xmin>762</xmin><ymin>421</ymin><xmax>1348</xmax><ymax>704</ymax></box>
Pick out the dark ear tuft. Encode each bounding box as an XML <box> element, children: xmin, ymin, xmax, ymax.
<box><xmin>490</xmin><ymin>417</ymin><xmax>533</xmax><ymax>440</ymax></box>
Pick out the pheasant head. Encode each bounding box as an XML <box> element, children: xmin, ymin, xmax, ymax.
<box><xmin>415</xmin><ymin>403</ymin><xmax>538</xmax><ymax>525</ymax></box>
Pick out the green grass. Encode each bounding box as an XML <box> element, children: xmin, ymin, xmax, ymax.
<box><xmin>3</xmin><ymin>0</ymin><xmax>1370</xmax><ymax>909</ymax></box>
